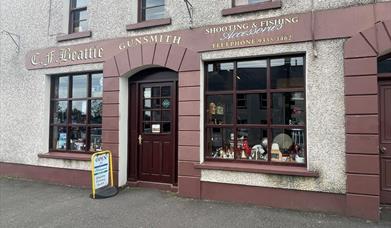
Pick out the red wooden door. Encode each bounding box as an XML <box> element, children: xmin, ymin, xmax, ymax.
<box><xmin>380</xmin><ymin>80</ymin><xmax>391</xmax><ymax>204</ymax></box>
<box><xmin>138</xmin><ymin>82</ymin><xmax>176</xmax><ymax>184</ymax></box>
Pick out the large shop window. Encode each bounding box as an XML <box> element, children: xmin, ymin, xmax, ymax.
<box><xmin>50</xmin><ymin>72</ymin><xmax>103</xmax><ymax>153</ymax></box>
<box><xmin>140</xmin><ymin>0</ymin><xmax>166</xmax><ymax>21</ymax></box>
<box><xmin>69</xmin><ymin>0</ymin><xmax>88</xmax><ymax>33</ymax></box>
<box><xmin>205</xmin><ymin>56</ymin><xmax>306</xmax><ymax>165</ymax></box>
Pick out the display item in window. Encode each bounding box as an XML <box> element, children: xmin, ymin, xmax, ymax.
<box><xmin>271</xmin><ymin>143</ymin><xmax>282</xmax><ymax>161</ymax></box>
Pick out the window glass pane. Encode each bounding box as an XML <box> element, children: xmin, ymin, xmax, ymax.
<box><xmin>162</xmin><ymin>122</ymin><xmax>171</xmax><ymax>133</ymax></box>
<box><xmin>91</xmin><ymin>73</ymin><xmax>103</xmax><ymax>97</ymax></box>
<box><xmin>144</xmin><ymin>123</ymin><xmax>152</xmax><ymax>133</ymax></box>
<box><xmin>72</xmin><ymin>100</ymin><xmax>87</xmax><ymax>123</ymax></box>
<box><xmin>152</xmin><ymin>99</ymin><xmax>161</xmax><ymax>108</ymax></box>
<box><xmin>237</xmin><ymin>60</ymin><xmax>267</xmax><ymax>90</ymax></box>
<box><xmin>145</xmin><ymin>6</ymin><xmax>165</xmax><ymax>20</ymax></box>
<box><xmin>152</xmin><ymin>111</ymin><xmax>161</xmax><ymax>121</ymax></box>
<box><xmin>207</xmin><ymin>62</ymin><xmax>234</xmax><ymax>91</ymax></box>
<box><xmin>270</xmin><ymin>57</ymin><xmax>304</xmax><ymax>89</ymax></box>
<box><xmin>206</xmin><ymin>128</ymin><xmax>234</xmax><ymax>159</ymax></box>
<box><xmin>162</xmin><ymin>111</ymin><xmax>171</xmax><ymax>121</ymax></box>
<box><xmin>52</xmin><ymin>126</ymin><xmax>67</xmax><ymax>150</ymax></box>
<box><xmin>145</xmin><ymin>0</ymin><xmax>164</xmax><ymax>8</ymax></box>
<box><xmin>237</xmin><ymin>94</ymin><xmax>267</xmax><ymax>124</ymax></box>
<box><xmin>161</xmin><ymin>98</ymin><xmax>170</xmax><ymax>109</ymax></box>
<box><xmin>54</xmin><ymin>76</ymin><xmax>68</xmax><ymax>98</ymax></box>
<box><xmin>235</xmin><ymin>0</ymin><xmax>268</xmax><ymax>6</ymax></box>
<box><xmin>378</xmin><ymin>57</ymin><xmax>391</xmax><ymax>73</ymax></box>
<box><xmin>207</xmin><ymin>95</ymin><xmax>233</xmax><ymax>125</ymax></box>
<box><xmin>70</xmin><ymin>127</ymin><xmax>87</xmax><ymax>151</ymax></box>
<box><xmin>161</xmin><ymin>86</ymin><xmax>171</xmax><ymax>97</ymax></box>
<box><xmin>152</xmin><ymin>87</ymin><xmax>160</xmax><ymax>97</ymax></box>
<box><xmin>271</xmin><ymin>128</ymin><xmax>305</xmax><ymax>164</ymax></box>
<box><xmin>72</xmin><ymin>74</ymin><xmax>87</xmax><ymax>98</ymax></box>
<box><xmin>144</xmin><ymin>99</ymin><xmax>151</xmax><ymax>108</ymax></box>
<box><xmin>144</xmin><ymin>88</ymin><xmax>152</xmax><ymax>98</ymax></box>
<box><xmin>90</xmin><ymin>100</ymin><xmax>102</xmax><ymax>124</ymax></box>
<box><xmin>272</xmin><ymin>92</ymin><xmax>305</xmax><ymax>125</ymax></box>
<box><xmin>144</xmin><ymin>111</ymin><xmax>151</xmax><ymax>121</ymax></box>
<box><xmin>90</xmin><ymin>128</ymin><xmax>102</xmax><ymax>152</ymax></box>
<box><xmin>237</xmin><ymin>128</ymin><xmax>268</xmax><ymax>161</ymax></box>
<box><xmin>52</xmin><ymin>101</ymin><xmax>68</xmax><ymax>124</ymax></box>
<box><xmin>71</xmin><ymin>0</ymin><xmax>88</xmax><ymax>8</ymax></box>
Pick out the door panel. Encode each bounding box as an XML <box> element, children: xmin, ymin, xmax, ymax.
<box><xmin>380</xmin><ymin>80</ymin><xmax>391</xmax><ymax>204</ymax></box>
<box><xmin>138</xmin><ymin>82</ymin><xmax>176</xmax><ymax>184</ymax></box>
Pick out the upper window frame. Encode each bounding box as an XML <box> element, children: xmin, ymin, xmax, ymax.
<box><xmin>233</xmin><ymin>0</ymin><xmax>271</xmax><ymax>7</ymax></box>
<box><xmin>138</xmin><ymin>0</ymin><xmax>166</xmax><ymax>22</ymax></box>
<box><xmin>69</xmin><ymin>0</ymin><xmax>88</xmax><ymax>34</ymax></box>
<box><xmin>222</xmin><ymin>0</ymin><xmax>282</xmax><ymax>16</ymax></box>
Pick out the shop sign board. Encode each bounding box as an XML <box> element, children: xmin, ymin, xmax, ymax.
<box><xmin>25</xmin><ymin>13</ymin><xmax>313</xmax><ymax>70</ymax></box>
<box><xmin>91</xmin><ymin>150</ymin><xmax>117</xmax><ymax>199</ymax></box>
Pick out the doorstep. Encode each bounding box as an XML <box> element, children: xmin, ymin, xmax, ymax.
<box><xmin>127</xmin><ymin>180</ymin><xmax>178</xmax><ymax>193</ymax></box>
<box><xmin>381</xmin><ymin>204</ymin><xmax>391</xmax><ymax>221</ymax></box>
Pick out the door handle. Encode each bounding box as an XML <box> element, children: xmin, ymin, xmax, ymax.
<box><xmin>380</xmin><ymin>146</ymin><xmax>387</xmax><ymax>154</ymax></box>
<box><xmin>138</xmin><ymin>134</ymin><xmax>143</xmax><ymax>145</ymax></box>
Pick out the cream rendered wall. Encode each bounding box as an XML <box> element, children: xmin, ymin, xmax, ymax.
<box><xmin>0</xmin><ymin>0</ymin><xmax>388</xmax><ymax>186</ymax></box>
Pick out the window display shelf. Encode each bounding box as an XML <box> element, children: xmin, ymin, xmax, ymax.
<box><xmin>195</xmin><ymin>161</ymin><xmax>318</xmax><ymax>177</ymax></box>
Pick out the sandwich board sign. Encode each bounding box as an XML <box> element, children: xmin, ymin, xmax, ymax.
<box><xmin>90</xmin><ymin>150</ymin><xmax>118</xmax><ymax>199</ymax></box>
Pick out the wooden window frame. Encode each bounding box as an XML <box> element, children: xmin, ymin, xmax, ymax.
<box><xmin>204</xmin><ymin>55</ymin><xmax>307</xmax><ymax>167</ymax></box>
<box><xmin>222</xmin><ymin>0</ymin><xmax>281</xmax><ymax>16</ymax></box>
<box><xmin>49</xmin><ymin>72</ymin><xmax>103</xmax><ymax>154</ymax></box>
<box><xmin>138</xmin><ymin>0</ymin><xmax>165</xmax><ymax>22</ymax></box>
<box><xmin>69</xmin><ymin>0</ymin><xmax>88</xmax><ymax>34</ymax></box>
<box><xmin>232</xmin><ymin>0</ymin><xmax>271</xmax><ymax>7</ymax></box>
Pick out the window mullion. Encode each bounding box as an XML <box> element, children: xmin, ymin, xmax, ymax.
<box><xmin>233</xmin><ymin>61</ymin><xmax>238</xmax><ymax>160</ymax></box>
<box><xmin>67</xmin><ymin>76</ymin><xmax>72</xmax><ymax>150</ymax></box>
<box><xmin>266</xmin><ymin>58</ymin><xmax>272</xmax><ymax>163</ymax></box>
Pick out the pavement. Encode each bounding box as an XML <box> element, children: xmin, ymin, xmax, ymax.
<box><xmin>1</xmin><ymin>177</ymin><xmax>390</xmax><ymax>228</ymax></box>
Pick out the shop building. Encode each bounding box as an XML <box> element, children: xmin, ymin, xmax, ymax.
<box><xmin>1</xmin><ymin>0</ymin><xmax>391</xmax><ymax>221</ymax></box>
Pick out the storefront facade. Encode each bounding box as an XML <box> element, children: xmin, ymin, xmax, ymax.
<box><xmin>1</xmin><ymin>0</ymin><xmax>391</xmax><ymax>221</ymax></box>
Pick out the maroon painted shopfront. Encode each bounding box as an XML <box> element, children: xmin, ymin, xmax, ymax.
<box><xmin>1</xmin><ymin>2</ymin><xmax>391</xmax><ymax>221</ymax></box>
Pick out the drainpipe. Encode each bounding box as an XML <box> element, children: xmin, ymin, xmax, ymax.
<box><xmin>311</xmin><ymin>0</ymin><xmax>318</xmax><ymax>57</ymax></box>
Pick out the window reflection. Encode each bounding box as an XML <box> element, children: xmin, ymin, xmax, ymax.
<box><xmin>52</xmin><ymin>101</ymin><xmax>68</xmax><ymax>124</ymax></box>
<box><xmin>237</xmin><ymin>94</ymin><xmax>267</xmax><ymax>124</ymax></box>
<box><xmin>72</xmin><ymin>75</ymin><xmax>87</xmax><ymax>98</ymax></box>
<box><xmin>90</xmin><ymin>100</ymin><xmax>102</xmax><ymax>124</ymax></box>
<box><xmin>72</xmin><ymin>101</ymin><xmax>87</xmax><ymax>123</ymax></box>
<box><xmin>237</xmin><ymin>128</ymin><xmax>268</xmax><ymax>161</ymax></box>
<box><xmin>270</xmin><ymin>57</ymin><xmax>304</xmax><ymax>89</ymax></box>
<box><xmin>272</xmin><ymin>92</ymin><xmax>305</xmax><ymax>125</ymax></box>
<box><xmin>91</xmin><ymin>73</ymin><xmax>103</xmax><ymax>97</ymax></box>
<box><xmin>52</xmin><ymin>126</ymin><xmax>67</xmax><ymax>150</ymax></box>
<box><xmin>237</xmin><ymin>60</ymin><xmax>267</xmax><ymax>90</ymax></box>
<box><xmin>207</xmin><ymin>62</ymin><xmax>234</xmax><ymax>91</ymax></box>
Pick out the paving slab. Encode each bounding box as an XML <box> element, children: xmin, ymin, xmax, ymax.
<box><xmin>1</xmin><ymin>177</ymin><xmax>390</xmax><ymax>228</ymax></box>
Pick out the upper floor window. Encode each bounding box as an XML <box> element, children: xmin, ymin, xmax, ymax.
<box><xmin>234</xmin><ymin>0</ymin><xmax>269</xmax><ymax>6</ymax></box>
<box><xmin>140</xmin><ymin>0</ymin><xmax>165</xmax><ymax>21</ymax></box>
<box><xmin>69</xmin><ymin>0</ymin><xmax>88</xmax><ymax>33</ymax></box>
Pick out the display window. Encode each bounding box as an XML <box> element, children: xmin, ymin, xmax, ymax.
<box><xmin>205</xmin><ymin>56</ymin><xmax>306</xmax><ymax>165</ymax></box>
<box><xmin>50</xmin><ymin>72</ymin><xmax>103</xmax><ymax>153</ymax></box>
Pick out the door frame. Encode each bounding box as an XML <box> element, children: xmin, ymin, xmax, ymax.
<box><xmin>378</xmin><ymin>72</ymin><xmax>391</xmax><ymax>205</ymax></box>
<box><xmin>127</xmin><ymin>68</ymin><xmax>179</xmax><ymax>185</ymax></box>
